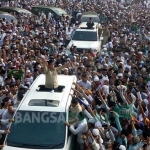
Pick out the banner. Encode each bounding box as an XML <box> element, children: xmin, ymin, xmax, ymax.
<box><xmin>113</xmin><ymin>105</ymin><xmax>134</xmax><ymax>119</ymax></box>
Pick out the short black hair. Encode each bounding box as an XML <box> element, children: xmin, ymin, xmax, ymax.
<box><xmin>81</xmin><ymin>72</ymin><xmax>87</xmax><ymax>78</ymax></box>
<box><xmin>9</xmin><ymin>83</ymin><xmax>16</xmax><ymax>88</ymax></box>
<box><xmin>121</xmin><ymin>129</ymin><xmax>129</xmax><ymax>136</ymax></box>
<box><xmin>17</xmin><ymin>93</ymin><xmax>24</xmax><ymax>100</ymax></box>
<box><xmin>71</xmin><ymin>98</ymin><xmax>78</xmax><ymax>104</ymax></box>
<box><xmin>0</xmin><ymin>70</ymin><xmax>6</xmax><ymax>74</ymax></box>
<box><xmin>78</xmin><ymin>112</ymin><xmax>85</xmax><ymax>121</ymax></box>
<box><xmin>48</xmin><ymin>58</ymin><xmax>54</xmax><ymax>64</ymax></box>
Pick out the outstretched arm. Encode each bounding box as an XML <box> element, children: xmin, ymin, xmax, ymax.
<box><xmin>56</xmin><ymin>62</ymin><xmax>71</xmax><ymax>72</ymax></box>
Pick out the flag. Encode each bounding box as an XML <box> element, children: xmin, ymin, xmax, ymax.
<box><xmin>113</xmin><ymin>105</ymin><xmax>135</xmax><ymax>119</ymax></box>
<box><xmin>8</xmin><ymin>70</ymin><xmax>24</xmax><ymax>80</ymax></box>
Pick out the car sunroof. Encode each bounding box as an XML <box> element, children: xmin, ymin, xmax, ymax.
<box><xmin>36</xmin><ymin>85</ymin><xmax>65</xmax><ymax>92</ymax></box>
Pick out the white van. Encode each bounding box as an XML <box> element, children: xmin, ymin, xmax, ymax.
<box><xmin>67</xmin><ymin>22</ymin><xmax>103</xmax><ymax>53</ymax></box>
<box><xmin>3</xmin><ymin>74</ymin><xmax>77</xmax><ymax>150</ymax></box>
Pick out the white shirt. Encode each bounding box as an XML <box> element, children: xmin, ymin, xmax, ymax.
<box><xmin>0</xmin><ymin>119</ymin><xmax>10</xmax><ymax>138</ymax></box>
<box><xmin>0</xmin><ymin>76</ymin><xmax>4</xmax><ymax>86</ymax></box>
<box><xmin>48</xmin><ymin>12</ymin><xmax>52</xmax><ymax>20</ymax></box>
<box><xmin>92</xmin><ymin>140</ymin><xmax>100</xmax><ymax>150</ymax></box>
<box><xmin>66</xmin><ymin>30</ymin><xmax>72</xmax><ymax>40</ymax></box>
<box><xmin>13</xmin><ymin>98</ymin><xmax>19</xmax><ymax>109</ymax></box>
<box><xmin>102</xmin><ymin>85</ymin><xmax>109</xmax><ymax>94</ymax></box>
<box><xmin>28</xmin><ymin>76</ymin><xmax>34</xmax><ymax>84</ymax></box>
<box><xmin>2</xmin><ymin>109</ymin><xmax>16</xmax><ymax>120</ymax></box>
<box><xmin>2</xmin><ymin>109</ymin><xmax>16</xmax><ymax>130</ymax></box>
<box><xmin>77</xmin><ymin>80</ymin><xmax>91</xmax><ymax>90</ymax></box>
<box><xmin>69</xmin><ymin>118</ymin><xmax>88</xmax><ymax>143</ymax></box>
<box><xmin>0</xmin><ymin>33</ymin><xmax>6</xmax><ymax>41</ymax></box>
<box><xmin>87</xmin><ymin>95</ymin><xmax>93</xmax><ymax>103</ymax></box>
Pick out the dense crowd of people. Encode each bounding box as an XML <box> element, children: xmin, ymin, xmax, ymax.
<box><xmin>0</xmin><ymin>0</ymin><xmax>150</xmax><ymax>150</ymax></box>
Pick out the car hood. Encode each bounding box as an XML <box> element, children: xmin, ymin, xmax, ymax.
<box><xmin>68</xmin><ymin>40</ymin><xmax>99</xmax><ymax>49</ymax></box>
<box><xmin>2</xmin><ymin>145</ymin><xmax>63</xmax><ymax>150</ymax></box>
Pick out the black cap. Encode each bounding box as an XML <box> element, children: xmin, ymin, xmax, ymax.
<box><xmin>0</xmin><ymin>70</ymin><xmax>6</xmax><ymax>74</ymax></box>
<box><xmin>53</xmin><ymin>39</ymin><xmax>58</xmax><ymax>43</ymax></box>
<box><xmin>48</xmin><ymin>58</ymin><xmax>55</xmax><ymax>64</ymax></box>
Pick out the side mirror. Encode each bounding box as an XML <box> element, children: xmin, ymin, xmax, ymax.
<box><xmin>100</xmin><ymin>37</ymin><xmax>103</xmax><ymax>41</ymax></box>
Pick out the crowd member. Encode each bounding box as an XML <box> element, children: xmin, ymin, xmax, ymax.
<box><xmin>0</xmin><ymin>0</ymin><xmax>150</xmax><ymax>149</ymax></box>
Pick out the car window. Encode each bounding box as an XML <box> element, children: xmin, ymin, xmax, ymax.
<box><xmin>32</xmin><ymin>7</ymin><xmax>39</xmax><ymax>13</ymax></box>
<box><xmin>81</xmin><ymin>16</ymin><xmax>99</xmax><ymax>22</ymax></box>
<box><xmin>17</xmin><ymin>10</ymin><xmax>31</xmax><ymax>15</ymax></box>
<box><xmin>72</xmin><ymin>31</ymin><xmax>97</xmax><ymax>41</ymax></box>
<box><xmin>0</xmin><ymin>8</ymin><xmax>12</xmax><ymax>13</ymax></box>
<box><xmin>7</xmin><ymin>110</ymin><xmax>66</xmax><ymax>149</ymax></box>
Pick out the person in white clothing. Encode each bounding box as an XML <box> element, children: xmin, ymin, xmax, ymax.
<box><xmin>65</xmin><ymin>111</ymin><xmax>88</xmax><ymax>150</ymax></box>
<box><xmin>2</xmin><ymin>106</ymin><xmax>16</xmax><ymax>129</ymax></box>
<box><xmin>0</xmin><ymin>118</ymin><xmax>14</xmax><ymax>144</ymax></box>
<box><xmin>77</xmin><ymin>73</ymin><xmax>92</xmax><ymax>90</ymax></box>
<box><xmin>65</xmin><ymin>27</ymin><xmax>72</xmax><ymax>46</ymax></box>
<box><xmin>48</xmin><ymin>11</ymin><xmax>52</xmax><ymax>21</ymax></box>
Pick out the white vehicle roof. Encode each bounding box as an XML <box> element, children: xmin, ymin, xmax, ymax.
<box><xmin>76</xmin><ymin>28</ymin><xmax>97</xmax><ymax>32</ymax></box>
<box><xmin>18</xmin><ymin>74</ymin><xmax>76</xmax><ymax>113</ymax></box>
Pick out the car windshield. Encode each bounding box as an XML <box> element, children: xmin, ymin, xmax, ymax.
<box><xmin>0</xmin><ymin>14</ymin><xmax>17</xmax><ymax>24</ymax></box>
<box><xmin>81</xmin><ymin>16</ymin><xmax>99</xmax><ymax>22</ymax></box>
<box><xmin>72</xmin><ymin>31</ymin><xmax>97</xmax><ymax>41</ymax></box>
<box><xmin>18</xmin><ymin>10</ymin><xmax>31</xmax><ymax>15</ymax></box>
<box><xmin>7</xmin><ymin>111</ymin><xmax>66</xmax><ymax>149</ymax></box>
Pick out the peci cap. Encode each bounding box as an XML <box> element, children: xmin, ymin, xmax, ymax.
<box><xmin>92</xmin><ymin>129</ymin><xmax>99</xmax><ymax>136</ymax></box>
<box><xmin>48</xmin><ymin>58</ymin><xmax>55</xmax><ymax>64</ymax></box>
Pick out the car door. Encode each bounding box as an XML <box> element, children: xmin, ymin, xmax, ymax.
<box><xmin>65</xmin><ymin>131</ymin><xmax>75</xmax><ymax>150</ymax></box>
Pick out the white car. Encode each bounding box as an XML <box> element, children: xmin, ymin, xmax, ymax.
<box><xmin>67</xmin><ymin>22</ymin><xmax>103</xmax><ymax>53</ymax></box>
<box><xmin>80</xmin><ymin>12</ymin><xmax>100</xmax><ymax>23</ymax></box>
<box><xmin>3</xmin><ymin>74</ymin><xmax>77</xmax><ymax>150</ymax></box>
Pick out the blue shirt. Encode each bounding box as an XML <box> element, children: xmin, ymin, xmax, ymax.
<box><xmin>117</xmin><ymin>136</ymin><xmax>127</xmax><ymax>148</ymax></box>
<box><xmin>128</xmin><ymin>142</ymin><xmax>144</xmax><ymax>150</ymax></box>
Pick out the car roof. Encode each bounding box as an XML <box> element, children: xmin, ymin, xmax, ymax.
<box><xmin>32</xmin><ymin>6</ymin><xmax>67</xmax><ymax>12</ymax></box>
<box><xmin>18</xmin><ymin>74</ymin><xmax>76</xmax><ymax>112</ymax></box>
<box><xmin>0</xmin><ymin>7</ymin><xmax>32</xmax><ymax>14</ymax></box>
<box><xmin>32</xmin><ymin>6</ymin><xmax>68</xmax><ymax>16</ymax></box>
<box><xmin>0</xmin><ymin>11</ymin><xmax>9</xmax><ymax>14</ymax></box>
<box><xmin>76</xmin><ymin>28</ymin><xmax>97</xmax><ymax>32</ymax></box>
<box><xmin>81</xmin><ymin>15</ymin><xmax>99</xmax><ymax>18</ymax></box>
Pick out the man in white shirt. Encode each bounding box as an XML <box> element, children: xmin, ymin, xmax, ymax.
<box><xmin>77</xmin><ymin>73</ymin><xmax>92</xmax><ymax>90</ymax></box>
<box><xmin>48</xmin><ymin>11</ymin><xmax>52</xmax><ymax>21</ymax></box>
<box><xmin>0</xmin><ymin>119</ymin><xmax>14</xmax><ymax>145</ymax></box>
<box><xmin>65</xmin><ymin>111</ymin><xmax>88</xmax><ymax>150</ymax></box>
<box><xmin>2</xmin><ymin>106</ymin><xmax>16</xmax><ymax>130</ymax></box>
<box><xmin>0</xmin><ymin>70</ymin><xmax>6</xmax><ymax>87</ymax></box>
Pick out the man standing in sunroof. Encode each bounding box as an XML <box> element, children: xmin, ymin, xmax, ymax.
<box><xmin>86</xmin><ymin>18</ymin><xmax>94</xmax><ymax>29</ymax></box>
<box><xmin>41</xmin><ymin>57</ymin><xmax>70</xmax><ymax>90</ymax></box>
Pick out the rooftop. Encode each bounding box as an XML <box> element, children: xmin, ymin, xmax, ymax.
<box><xmin>18</xmin><ymin>74</ymin><xmax>76</xmax><ymax>112</ymax></box>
